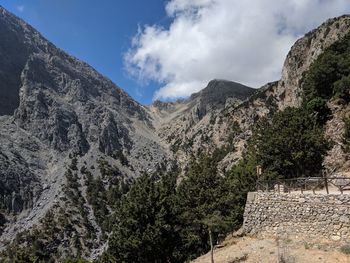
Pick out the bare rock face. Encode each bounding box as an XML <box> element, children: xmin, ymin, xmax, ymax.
<box><xmin>189</xmin><ymin>79</ymin><xmax>255</xmax><ymax>119</ymax></box>
<box><xmin>276</xmin><ymin>15</ymin><xmax>350</xmax><ymax>110</ymax></box>
<box><xmin>0</xmin><ymin>8</ymin><xmax>37</xmax><ymax>116</ymax></box>
<box><xmin>0</xmin><ymin>5</ymin><xmax>169</xmax><ymax>254</ymax></box>
<box><xmin>0</xmin><ymin>118</ymin><xmax>44</xmax><ymax>215</ymax></box>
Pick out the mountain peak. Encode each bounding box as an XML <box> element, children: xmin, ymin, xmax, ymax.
<box><xmin>190</xmin><ymin>79</ymin><xmax>255</xmax><ymax>110</ymax></box>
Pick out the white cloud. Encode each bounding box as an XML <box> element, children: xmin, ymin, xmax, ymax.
<box><xmin>125</xmin><ymin>0</ymin><xmax>350</xmax><ymax>101</ymax></box>
<box><xmin>16</xmin><ymin>5</ymin><xmax>25</xmax><ymax>12</ymax></box>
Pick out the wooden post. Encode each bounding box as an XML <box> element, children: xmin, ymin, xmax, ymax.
<box><xmin>301</xmin><ymin>181</ymin><xmax>303</xmax><ymax>194</ymax></box>
<box><xmin>209</xmin><ymin>228</ymin><xmax>214</xmax><ymax>263</ymax></box>
<box><xmin>324</xmin><ymin>177</ymin><xmax>329</xmax><ymax>194</ymax></box>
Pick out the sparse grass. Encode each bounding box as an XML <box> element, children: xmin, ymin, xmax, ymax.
<box><xmin>304</xmin><ymin>242</ymin><xmax>311</xmax><ymax>250</ymax></box>
<box><xmin>340</xmin><ymin>243</ymin><xmax>350</xmax><ymax>254</ymax></box>
<box><xmin>285</xmin><ymin>239</ymin><xmax>292</xmax><ymax>244</ymax></box>
<box><xmin>228</xmin><ymin>253</ymin><xmax>248</xmax><ymax>262</ymax></box>
<box><xmin>279</xmin><ymin>254</ymin><xmax>296</xmax><ymax>263</ymax></box>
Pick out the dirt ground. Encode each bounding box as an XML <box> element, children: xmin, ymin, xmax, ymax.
<box><xmin>191</xmin><ymin>234</ymin><xmax>350</xmax><ymax>263</ymax></box>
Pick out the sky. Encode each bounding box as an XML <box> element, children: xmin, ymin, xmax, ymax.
<box><xmin>1</xmin><ymin>0</ymin><xmax>350</xmax><ymax>104</ymax></box>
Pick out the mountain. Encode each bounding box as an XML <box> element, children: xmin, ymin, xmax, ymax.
<box><xmin>1</xmin><ymin>4</ymin><xmax>350</xmax><ymax>261</ymax></box>
<box><xmin>154</xmin><ymin>15</ymin><xmax>350</xmax><ymax>174</ymax></box>
<box><xmin>0</xmin><ymin>6</ymin><xmax>256</xmax><ymax>260</ymax></box>
<box><xmin>0</xmin><ymin>6</ymin><xmax>171</xmax><ymax>259</ymax></box>
<box><xmin>147</xmin><ymin>79</ymin><xmax>255</xmax><ymax>169</ymax></box>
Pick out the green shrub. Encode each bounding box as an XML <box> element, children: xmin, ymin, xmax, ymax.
<box><xmin>340</xmin><ymin>243</ymin><xmax>350</xmax><ymax>254</ymax></box>
<box><xmin>334</xmin><ymin>75</ymin><xmax>350</xmax><ymax>101</ymax></box>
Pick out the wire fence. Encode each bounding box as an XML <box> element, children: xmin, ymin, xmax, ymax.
<box><xmin>256</xmin><ymin>177</ymin><xmax>350</xmax><ymax>194</ymax></box>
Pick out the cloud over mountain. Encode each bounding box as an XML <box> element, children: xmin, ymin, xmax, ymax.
<box><xmin>125</xmin><ymin>0</ymin><xmax>350</xmax><ymax>100</ymax></box>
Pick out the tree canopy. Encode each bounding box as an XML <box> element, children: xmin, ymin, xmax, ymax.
<box><xmin>250</xmin><ymin>107</ymin><xmax>330</xmax><ymax>179</ymax></box>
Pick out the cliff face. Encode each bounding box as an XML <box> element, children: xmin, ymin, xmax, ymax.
<box><xmin>0</xmin><ymin>6</ymin><xmax>170</xmax><ymax>257</ymax></box>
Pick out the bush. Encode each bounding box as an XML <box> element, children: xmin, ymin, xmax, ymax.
<box><xmin>340</xmin><ymin>243</ymin><xmax>350</xmax><ymax>254</ymax></box>
<box><xmin>334</xmin><ymin>75</ymin><xmax>350</xmax><ymax>101</ymax></box>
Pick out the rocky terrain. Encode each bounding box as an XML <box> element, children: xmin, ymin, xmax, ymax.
<box><xmin>1</xmin><ymin>4</ymin><xmax>350</xmax><ymax>261</ymax></box>
<box><xmin>147</xmin><ymin>79</ymin><xmax>255</xmax><ymax>168</ymax></box>
<box><xmin>152</xmin><ymin>15</ymin><xmax>350</xmax><ymax>174</ymax></box>
<box><xmin>0</xmin><ymin>5</ymin><xmax>170</xmax><ymax>259</ymax></box>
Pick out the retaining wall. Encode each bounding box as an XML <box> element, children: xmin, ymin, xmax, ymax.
<box><xmin>243</xmin><ymin>192</ymin><xmax>350</xmax><ymax>241</ymax></box>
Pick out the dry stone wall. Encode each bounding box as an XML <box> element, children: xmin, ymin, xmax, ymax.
<box><xmin>243</xmin><ymin>192</ymin><xmax>350</xmax><ymax>241</ymax></box>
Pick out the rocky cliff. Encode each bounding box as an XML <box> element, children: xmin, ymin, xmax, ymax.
<box><xmin>0</xmin><ymin>6</ymin><xmax>170</xmax><ymax>259</ymax></box>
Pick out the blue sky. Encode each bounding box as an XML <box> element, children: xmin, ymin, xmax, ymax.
<box><xmin>1</xmin><ymin>0</ymin><xmax>350</xmax><ymax>104</ymax></box>
<box><xmin>1</xmin><ymin>0</ymin><xmax>169</xmax><ymax>105</ymax></box>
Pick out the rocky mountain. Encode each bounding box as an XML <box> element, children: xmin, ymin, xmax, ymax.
<box><xmin>153</xmin><ymin>15</ymin><xmax>350</xmax><ymax>173</ymax></box>
<box><xmin>0</xmin><ymin>6</ymin><xmax>170</xmax><ymax>259</ymax></box>
<box><xmin>148</xmin><ymin>80</ymin><xmax>254</xmax><ymax>152</ymax></box>
<box><xmin>1</xmin><ymin>4</ymin><xmax>350</xmax><ymax>261</ymax></box>
<box><xmin>0</xmin><ymin>6</ymin><xmax>255</xmax><ymax>260</ymax></box>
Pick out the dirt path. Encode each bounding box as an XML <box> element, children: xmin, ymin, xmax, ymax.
<box><xmin>191</xmin><ymin>235</ymin><xmax>350</xmax><ymax>263</ymax></box>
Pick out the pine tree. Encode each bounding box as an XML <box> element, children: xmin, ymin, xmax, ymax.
<box><xmin>250</xmin><ymin>107</ymin><xmax>330</xmax><ymax>179</ymax></box>
<box><xmin>106</xmin><ymin>173</ymin><xmax>181</xmax><ymax>263</ymax></box>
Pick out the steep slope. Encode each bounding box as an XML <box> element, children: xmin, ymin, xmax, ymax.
<box><xmin>0</xmin><ymin>6</ymin><xmax>170</xmax><ymax>259</ymax></box>
<box><xmin>153</xmin><ymin>15</ymin><xmax>350</xmax><ymax>173</ymax></box>
<box><xmin>148</xmin><ymin>80</ymin><xmax>254</xmax><ymax>165</ymax></box>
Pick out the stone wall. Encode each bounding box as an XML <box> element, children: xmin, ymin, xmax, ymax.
<box><xmin>243</xmin><ymin>192</ymin><xmax>350</xmax><ymax>241</ymax></box>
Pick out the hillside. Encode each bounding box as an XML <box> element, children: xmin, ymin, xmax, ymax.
<box><xmin>154</xmin><ymin>15</ymin><xmax>350</xmax><ymax>174</ymax></box>
<box><xmin>192</xmin><ymin>234</ymin><xmax>349</xmax><ymax>263</ymax></box>
<box><xmin>0</xmin><ymin>5</ymin><xmax>170</xmax><ymax>259</ymax></box>
<box><xmin>148</xmin><ymin>80</ymin><xmax>254</xmax><ymax>164</ymax></box>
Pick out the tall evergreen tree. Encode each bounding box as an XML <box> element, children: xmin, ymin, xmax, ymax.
<box><xmin>106</xmin><ymin>173</ymin><xmax>181</xmax><ymax>263</ymax></box>
<box><xmin>250</xmin><ymin>107</ymin><xmax>330</xmax><ymax>179</ymax></box>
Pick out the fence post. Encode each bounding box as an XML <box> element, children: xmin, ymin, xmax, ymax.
<box><xmin>301</xmin><ymin>179</ymin><xmax>303</xmax><ymax>194</ymax></box>
<box><xmin>324</xmin><ymin>177</ymin><xmax>329</xmax><ymax>194</ymax></box>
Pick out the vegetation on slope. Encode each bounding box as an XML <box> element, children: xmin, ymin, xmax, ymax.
<box><xmin>302</xmin><ymin>33</ymin><xmax>350</xmax><ymax>122</ymax></box>
<box><xmin>4</xmin><ymin>23</ymin><xmax>350</xmax><ymax>263</ymax></box>
<box><xmin>250</xmin><ymin>107</ymin><xmax>330</xmax><ymax>179</ymax></box>
<box><xmin>99</xmin><ymin>152</ymin><xmax>256</xmax><ymax>262</ymax></box>
<box><xmin>0</xmin><ymin>158</ymin><xmax>130</xmax><ymax>262</ymax></box>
